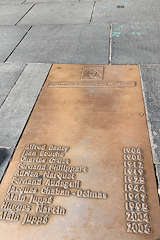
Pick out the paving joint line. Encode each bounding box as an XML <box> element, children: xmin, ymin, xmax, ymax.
<box><xmin>0</xmin><ymin>64</ymin><xmax>27</xmax><ymax>109</ymax></box>
<box><xmin>89</xmin><ymin>1</ymin><xmax>96</xmax><ymax>24</ymax></box>
<box><xmin>15</xmin><ymin>3</ymin><xmax>35</xmax><ymax>25</ymax></box>
<box><xmin>4</xmin><ymin>26</ymin><xmax>32</xmax><ymax>63</ymax></box>
<box><xmin>108</xmin><ymin>24</ymin><xmax>112</xmax><ymax>65</ymax></box>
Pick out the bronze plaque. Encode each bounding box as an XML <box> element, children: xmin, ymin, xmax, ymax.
<box><xmin>0</xmin><ymin>65</ymin><xmax>159</xmax><ymax>240</ymax></box>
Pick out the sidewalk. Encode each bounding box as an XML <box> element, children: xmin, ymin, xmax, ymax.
<box><xmin>0</xmin><ymin>0</ymin><xmax>160</xmax><ymax>197</ymax></box>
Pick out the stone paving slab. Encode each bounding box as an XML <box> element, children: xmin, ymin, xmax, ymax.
<box><xmin>0</xmin><ymin>26</ymin><xmax>31</xmax><ymax>62</ymax></box>
<box><xmin>0</xmin><ymin>63</ymin><xmax>51</xmax><ymax>149</ymax></box>
<box><xmin>92</xmin><ymin>0</ymin><xmax>160</xmax><ymax>24</ymax></box>
<box><xmin>140</xmin><ymin>64</ymin><xmax>160</xmax><ymax>167</ymax></box>
<box><xmin>0</xmin><ymin>63</ymin><xmax>51</xmax><ymax>148</ymax></box>
<box><xmin>0</xmin><ymin>63</ymin><xmax>51</xmax><ymax>180</ymax></box>
<box><xmin>148</xmin><ymin>121</ymin><xmax>160</xmax><ymax>165</ymax></box>
<box><xmin>111</xmin><ymin>23</ymin><xmax>160</xmax><ymax>64</ymax></box>
<box><xmin>18</xmin><ymin>2</ymin><xmax>93</xmax><ymax>25</ymax></box>
<box><xmin>140</xmin><ymin>65</ymin><xmax>160</xmax><ymax>123</ymax></box>
<box><xmin>8</xmin><ymin>24</ymin><xmax>109</xmax><ymax>64</ymax></box>
<box><xmin>0</xmin><ymin>4</ymin><xmax>33</xmax><ymax>25</ymax></box>
<box><xmin>140</xmin><ymin>64</ymin><xmax>160</xmax><ymax>195</ymax></box>
<box><xmin>0</xmin><ymin>63</ymin><xmax>25</xmax><ymax>107</ymax></box>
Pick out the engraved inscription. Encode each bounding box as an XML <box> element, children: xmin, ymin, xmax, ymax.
<box><xmin>48</xmin><ymin>81</ymin><xmax>136</xmax><ymax>88</ymax></box>
<box><xmin>123</xmin><ymin>147</ymin><xmax>151</xmax><ymax>234</ymax></box>
<box><xmin>0</xmin><ymin>144</ymin><xmax>108</xmax><ymax>225</ymax></box>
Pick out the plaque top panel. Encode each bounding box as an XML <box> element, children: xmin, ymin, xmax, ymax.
<box><xmin>0</xmin><ymin>65</ymin><xmax>159</xmax><ymax>240</ymax></box>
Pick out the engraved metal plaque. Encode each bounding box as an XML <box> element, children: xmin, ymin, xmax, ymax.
<box><xmin>0</xmin><ymin>65</ymin><xmax>159</xmax><ymax>240</ymax></box>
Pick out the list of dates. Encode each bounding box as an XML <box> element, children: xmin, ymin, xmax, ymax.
<box><xmin>123</xmin><ymin>147</ymin><xmax>151</xmax><ymax>234</ymax></box>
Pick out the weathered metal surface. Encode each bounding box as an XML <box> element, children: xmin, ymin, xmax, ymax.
<box><xmin>0</xmin><ymin>64</ymin><xmax>159</xmax><ymax>240</ymax></box>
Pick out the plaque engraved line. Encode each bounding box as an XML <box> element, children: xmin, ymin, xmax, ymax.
<box><xmin>123</xmin><ymin>147</ymin><xmax>151</xmax><ymax>234</ymax></box>
<box><xmin>48</xmin><ymin>81</ymin><xmax>136</xmax><ymax>88</ymax></box>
